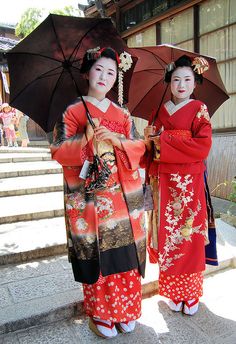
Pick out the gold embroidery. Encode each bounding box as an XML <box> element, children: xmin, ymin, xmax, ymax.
<box><xmin>196</xmin><ymin>104</ymin><xmax>210</xmax><ymax>121</ymax></box>
<box><xmin>132</xmin><ymin>171</ymin><xmax>139</xmax><ymax>180</ymax></box>
<box><xmin>158</xmin><ymin>173</ymin><xmax>206</xmax><ymax>272</ymax></box>
<box><xmin>96</xmin><ymin>141</ymin><xmax>114</xmax><ymax>157</ymax></box>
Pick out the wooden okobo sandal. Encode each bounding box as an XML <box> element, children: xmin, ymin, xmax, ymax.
<box><xmin>89</xmin><ymin>317</ymin><xmax>117</xmax><ymax>338</ymax></box>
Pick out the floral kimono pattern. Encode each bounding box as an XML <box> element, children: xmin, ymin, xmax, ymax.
<box><xmin>144</xmin><ymin>99</ymin><xmax>212</xmax><ymax>300</ymax></box>
<box><xmin>50</xmin><ymin>96</ymin><xmax>146</xmax><ymax>285</ymax></box>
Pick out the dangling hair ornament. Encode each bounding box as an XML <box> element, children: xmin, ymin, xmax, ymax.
<box><xmin>192</xmin><ymin>57</ymin><xmax>209</xmax><ymax>74</ymax></box>
<box><xmin>118</xmin><ymin>51</ymin><xmax>133</xmax><ymax>107</ymax></box>
<box><xmin>166</xmin><ymin>61</ymin><xmax>175</xmax><ymax>73</ymax></box>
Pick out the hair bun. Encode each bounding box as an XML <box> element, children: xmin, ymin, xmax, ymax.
<box><xmin>191</xmin><ymin>57</ymin><xmax>209</xmax><ymax>74</ymax></box>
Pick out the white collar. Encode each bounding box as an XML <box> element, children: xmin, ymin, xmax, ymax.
<box><xmin>165</xmin><ymin>99</ymin><xmax>193</xmax><ymax>115</ymax></box>
<box><xmin>83</xmin><ymin>96</ymin><xmax>111</xmax><ymax>113</ymax></box>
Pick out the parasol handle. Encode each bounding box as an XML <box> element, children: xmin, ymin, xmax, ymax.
<box><xmin>80</xmin><ymin>95</ymin><xmax>96</xmax><ymax>129</ymax></box>
<box><xmin>151</xmin><ymin>85</ymin><xmax>169</xmax><ymax>126</ymax></box>
<box><xmin>67</xmin><ymin>67</ymin><xmax>96</xmax><ymax>129</ymax></box>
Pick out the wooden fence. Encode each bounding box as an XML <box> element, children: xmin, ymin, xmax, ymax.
<box><xmin>207</xmin><ymin>132</ymin><xmax>236</xmax><ymax>200</ymax></box>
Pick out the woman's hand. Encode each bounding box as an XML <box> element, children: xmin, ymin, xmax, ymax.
<box><xmin>85</xmin><ymin>118</ymin><xmax>100</xmax><ymax>141</ymax></box>
<box><xmin>94</xmin><ymin>126</ymin><xmax>122</xmax><ymax>149</ymax></box>
<box><xmin>149</xmin><ymin>135</ymin><xmax>160</xmax><ymax>147</ymax></box>
<box><xmin>144</xmin><ymin>125</ymin><xmax>156</xmax><ymax>150</ymax></box>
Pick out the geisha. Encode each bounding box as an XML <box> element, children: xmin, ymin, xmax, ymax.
<box><xmin>143</xmin><ymin>55</ymin><xmax>217</xmax><ymax>316</ymax></box>
<box><xmin>50</xmin><ymin>47</ymin><xmax>146</xmax><ymax>338</ymax></box>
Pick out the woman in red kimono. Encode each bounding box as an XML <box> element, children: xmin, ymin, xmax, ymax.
<box><xmin>50</xmin><ymin>47</ymin><xmax>146</xmax><ymax>338</ymax></box>
<box><xmin>143</xmin><ymin>55</ymin><xmax>212</xmax><ymax>316</ymax></box>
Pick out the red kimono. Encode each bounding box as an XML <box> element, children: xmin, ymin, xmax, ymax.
<box><xmin>50</xmin><ymin>96</ymin><xmax>146</xmax><ymax>321</ymax></box>
<box><xmin>146</xmin><ymin>99</ymin><xmax>212</xmax><ymax>301</ymax></box>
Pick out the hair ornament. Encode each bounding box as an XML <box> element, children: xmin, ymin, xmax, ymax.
<box><xmin>86</xmin><ymin>46</ymin><xmax>101</xmax><ymax>61</ymax></box>
<box><xmin>166</xmin><ymin>62</ymin><xmax>175</xmax><ymax>73</ymax></box>
<box><xmin>191</xmin><ymin>57</ymin><xmax>209</xmax><ymax>74</ymax></box>
<box><xmin>118</xmin><ymin>51</ymin><xmax>133</xmax><ymax>106</ymax></box>
<box><xmin>119</xmin><ymin>52</ymin><xmax>133</xmax><ymax>72</ymax></box>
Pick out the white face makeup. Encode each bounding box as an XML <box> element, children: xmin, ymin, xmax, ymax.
<box><xmin>170</xmin><ymin>66</ymin><xmax>196</xmax><ymax>104</ymax></box>
<box><xmin>87</xmin><ymin>57</ymin><xmax>117</xmax><ymax>100</ymax></box>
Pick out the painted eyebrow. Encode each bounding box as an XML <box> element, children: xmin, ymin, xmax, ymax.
<box><xmin>173</xmin><ymin>75</ymin><xmax>193</xmax><ymax>78</ymax></box>
<box><xmin>96</xmin><ymin>64</ymin><xmax>116</xmax><ymax>72</ymax></box>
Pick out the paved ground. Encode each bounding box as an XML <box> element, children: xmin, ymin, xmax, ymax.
<box><xmin>0</xmin><ymin>218</ymin><xmax>235</xmax><ymax>342</ymax></box>
<box><xmin>1</xmin><ymin>268</ymin><xmax>236</xmax><ymax>344</ymax></box>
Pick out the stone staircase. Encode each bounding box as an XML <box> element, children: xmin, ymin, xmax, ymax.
<box><xmin>0</xmin><ymin>147</ymin><xmax>235</xmax><ymax>338</ymax></box>
<box><xmin>0</xmin><ymin>146</ymin><xmax>66</xmax><ymax>265</ymax></box>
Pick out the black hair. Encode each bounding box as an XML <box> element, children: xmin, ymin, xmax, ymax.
<box><xmin>80</xmin><ymin>47</ymin><xmax>119</xmax><ymax>74</ymax></box>
<box><xmin>164</xmin><ymin>55</ymin><xmax>203</xmax><ymax>84</ymax></box>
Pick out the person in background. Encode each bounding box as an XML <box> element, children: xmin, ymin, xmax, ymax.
<box><xmin>16</xmin><ymin>110</ymin><xmax>30</xmax><ymax>147</ymax></box>
<box><xmin>0</xmin><ymin>103</ymin><xmax>18</xmax><ymax>147</ymax></box>
<box><xmin>0</xmin><ymin>117</ymin><xmax>4</xmax><ymax>146</ymax></box>
<box><xmin>143</xmin><ymin>55</ymin><xmax>216</xmax><ymax>316</ymax></box>
<box><xmin>50</xmin><ymin>47</ymin><xmax>146</xmax><ymax>339</ymax></box>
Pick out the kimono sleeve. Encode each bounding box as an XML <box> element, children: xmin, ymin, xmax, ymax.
<box><xmin>115</xmin><ymin>110</ymin><xmax>146</xmax><ymax>170</ymax></box>
<box><xmin>50</xmin><ymin>105</ymin><xmax>89</xmax><ymax>166</ymax></box>
<box><xmin>160</xmin><ymin>104</ymin><xmax>212</xmax><ymax>163</ymax></box>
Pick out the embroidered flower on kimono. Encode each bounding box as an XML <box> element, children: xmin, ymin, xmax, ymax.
<box><xmin>171</xmin><ymin>174</ymin><xmax>181</xmax><ymax>183</ymax></box>
<box><xmin>76</xmin><ymin>218</ymin><xmax>88</xmax><ymax>231</ymax></box>
<box><xmin>132</xmin><ymin>170</ymin><xmax>139</xmax><ymax>180</ymax></box>
<box><xmin>66</xmin><ymin>208</ymin><xmax>79</xmax><ymax>220</ymax></box>
<box><xmin>131</xmin><ymin>209</ymin><xmax>140</xmax><ymax>219</ymax></box>
<box><xmin>172</xmin><ymin>200</ymin><xmax>183</xmax><ymax>216</ymax></box>
<box><xmin>87</xmin><ymin>234</ymin><xmax>96</xmax><ymax>244</ymax></box>
<box><xmin>173</xmin><ymin>201</ymin><xmax>181</xmax><ymax>210</ymax></box>
<box><xmin>66</xmin><ymin>194</ymin><xmax>86</xmax><ymax>210</ymax></box>
<box><xmin>182</xmin><ymin>195</ymin><xmax>193</xmax><ymax>205</ymax></box>
<box><xmin>186</xmin><ymin>218</ymin><xmax>194</xmax><ymax>227</ymax></box>
<box><xmin>106</xmin><ymin>219</ymin><xmax>117</xmax><ymax>229</ymax></box>
<box><xmin>196</xmin><ymin>104</ymin><xmax>210</xmax><ymax>121</ymax></box>
<box><xmin>171</xmin><ymin>174</ymin><xmax>193</xmax><ymax>193</ymax></box>
<box><xmin>97</xmin><ymin>196</ymin><xmax>114</xmax><ymax>219</ymax></box>
<box><xmin>181</xmin><ymin>225</ymin><xmax>193</xmax><ymax>238</ymax></box>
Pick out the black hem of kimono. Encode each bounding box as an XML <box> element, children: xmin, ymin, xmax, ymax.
<box><xmin>100</xmin><ymin>243</ymin><xmax>139</xmax><ymax>277</ymax></box>
<box><xmin>71</xmin><ymin>243</ymin><xmax>145</xmax><ymax>284</ymax></box>
<box><xmin>71</xmin><ymin>257</ymin><xmax>100</xmax><ymax>284</ymax></box>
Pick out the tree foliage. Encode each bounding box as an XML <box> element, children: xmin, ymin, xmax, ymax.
<box><xmin>15</xmin><ymin>8</ymin><xmax>44</xmax><ymax>38</ymax></box>
<box><xmin>15</xmin><ymin>6</ymin><xmax>82</xmax><ymax>39</ymax></box>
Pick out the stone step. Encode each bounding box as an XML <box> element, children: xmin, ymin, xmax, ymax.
<box><xmin>28</xmin><ymin>140</ymin><xmax>50</xmax><ymax>148</ymax></box>
<box><xmin>0</xmin><ymin>255</ymin><xmax>83</xmax><ymax>335</ymax></box>
<box><xmin>0</xmin><ymin>173</ymin><xmax>63</xmax><ymax>197</ymax></box>
<box><xmin>0</xmin><ymin>217</ymin><xmax>67</xmax><ymax>266</ymax></box>
<box><xmin>0</xmin><ymin>146</ymin><xmax>50</xmax><ymax>154</ymax></box>
<box><xmin>0</xmin><ymin>255</ymin><xmax>158</xmax><ymax>335</ymax></box>
<box><xmin>0</xmin><ymin>152</ymin><xmax>52</xmax><ymax>163</ymax></box>
<box><xmin>0</xmin><ymin>241</ymin><xmax>235</xmax><ymax>335</ymax></box>
<box><xmin>0</xmin><ymin>191</ymin><xmax>64</xmax><ymax>224</ymax></box>
<box><xmin>1</xmin><ymin>268</ymin><xmax>236</xmax><ymax>343</ymax></box>
<box><xmin>0</xmin><ymin>160</ymin><xmax>62</xmax><ymax>178</ymax></box>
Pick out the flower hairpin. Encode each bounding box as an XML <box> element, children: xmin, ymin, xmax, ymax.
<box><xmin>192</xmin><ymin>57</ymin><xmax>209</xmax><ymax>74</ymax></box>
<box><xmin>86</xmin><ymin>47</ymin><xmax>101</xmax><ymax>60</ymax></box>
<box><xmin>118</xmin><ymin>51</ymin><xmax>133</xmax><ymax>106</ymax></box>
<box><xmin>119</xmin><ymin>52</ymin><xmax>133</xmax><ymax>72</ymax></box>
